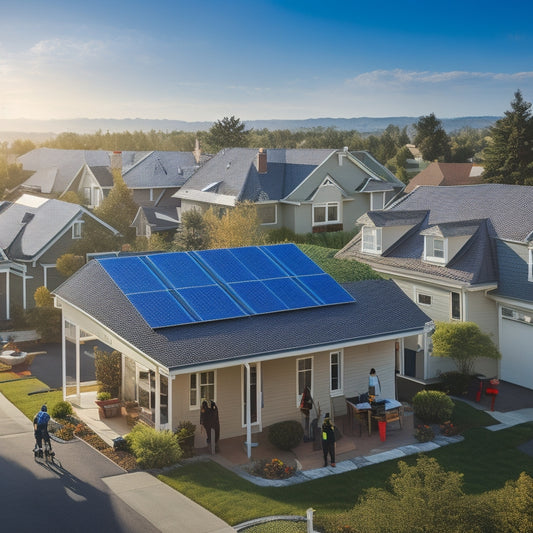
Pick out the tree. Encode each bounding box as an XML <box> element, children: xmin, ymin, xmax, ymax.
<box><xmin>29</xmin><ymin>286</ymin><xmax>61</xmax><ymax>342</ymax></box>
<box><xmin>482</xmin><ymin>90</ymin><xmax>533</xmax><ymax>185</ymax></box>
<box><xmin>203</xmin><ymin>201</ymin><xmax>265</xmax><ymax>249</ymax></box>
<box><xmin>56</xmin><ymin>253</ymin><xmax>84</xmax><ymax>277</ymax></box>
<box><xmin>94</xmin><ymin>169</ymin><xmax>138</xmax><ymax>244</ymax></box>
<box><xmin>431</xmin><ymin>321</ymin><xmax>501</xmax><ymax>375</ymax></box>
<box><xmin>173</xmin><ymin>208</ymin><xmax>210</xmax><ymax>250</ymax></box>
<box><xmin>413</xmin><ymin>113</ymin><xmax>451</xmax><ymax>162</ymax></box>
<box><xmin>94</xmin><ymin>347</ymin><xmax>122</xmax><ymax>398</ymax></box>
<box><xmin>60</xmin><ymin>191</ymin><xmax>83</xmax><ymax>204</ymax></box>
<box><xmin>206</xmin><ymin>116</ymin><xmax>249</xmax><ymax>151</ymax></box>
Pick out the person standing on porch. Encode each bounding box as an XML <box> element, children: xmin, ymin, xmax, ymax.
<box><xmin>369</xmin><ymin>368</ymin><xmax>381</xmax><ymax>399</ymax></box>
<box><xmin>321</xmin><ymin>413</ymin><xmax>336</xmax><ymax>467</ymax></box>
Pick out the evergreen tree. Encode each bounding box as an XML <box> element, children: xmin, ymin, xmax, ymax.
<box><xmin>413</xmin><ymin>113</ymin><xmax>451</xmax><ymax>162</ymax></box>
<box><xmin>482</xmin><ymin>90</ymin><xmax>533</xmax><ymax>185</ymax></box>
<box><xmin>173</xmin><ymin>208</ymin><xmax>210</xmax><ymax>250</ymax></box>
<box><xmin>206</xmin><ymin>116</ymin><xmax>249</xmax><ymax>151</ymax></box>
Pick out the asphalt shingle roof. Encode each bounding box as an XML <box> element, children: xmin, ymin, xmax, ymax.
<box><xmin>53</xmin><ymin>259</ymin><xmax>430</xmax><ymax>372</ymax></box>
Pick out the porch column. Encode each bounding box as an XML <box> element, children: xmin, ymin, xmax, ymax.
<box><xmin>22</xmin><ymin>272</ymin><xmax>26</xmax><ymax>310</ymax></box>
<box><xmin>423</xmin><ymin>321</ymin><xmax>435</xmax><ymax>380</ymax></box>
<box><xmin>167</xmin><ymin>375</ymin><xmax>174</xmax><ymax>431</ymax></box>
<box><xmin>5</xmin><ymin>271</ymin><xmax>9</xmax><ymax>321</ymax></box>
<box><xmin>244</xmin><ymin>362</ymin><xmax>252</xmax><ymax>459</ymax></box>
<box><xmin>155</xmin><ymin>366</ymin><xmax>161</xmax><ymax>428</ymax></box>
<box><xmin>75</xmin><ymin>324</ymin><xmax>81</xmax><ymax>403</ymax></box>
<box><xmin>61</xmin><ymin>317</ymin><xmax>67</xmax><ymax>400</ymax></box>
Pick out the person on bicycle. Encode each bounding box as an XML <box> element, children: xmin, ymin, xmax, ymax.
<box><xmin>33</xmin><ymin>405</ymin><xmax>52</xmax><ymax>458</ymax></box>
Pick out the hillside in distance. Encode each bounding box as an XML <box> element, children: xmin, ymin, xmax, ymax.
<box><xmin>0</xmin><ymin>115</ymin><xmax>499</xmax><ymax>140</ymax></box>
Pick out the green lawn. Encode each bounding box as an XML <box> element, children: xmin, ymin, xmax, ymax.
<box><xmin>159</xmin><ymin>401</ymin><xmax>533</xmax><ymax>527</ymax></box>
<box><xmin>0</xmin><ymin>377</ymin><xmax>63</xmax><ymax>420</ymax></box>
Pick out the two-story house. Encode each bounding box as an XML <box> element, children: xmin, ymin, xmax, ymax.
<box><xmin>174</xmin><ymin>148</ymin><xmax>405</xmax><ymax>234</ymax></box>
<box><xmin>336</xmin><ymin>184</ymin><xmax>533</xmax><ymax>390</ymax></box>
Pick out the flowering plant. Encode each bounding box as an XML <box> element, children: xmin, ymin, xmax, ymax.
<box><xmin>414</xmin><ymin>424</ymin><xmax>435</xmax><ymax>442</ymax></box>
<box><xmin>262</xmin><ymin>458</ymin><xmax>295</xmax><ymax>479</ymax></box>
<box><xmin>439</xmin><ymin>420</ymin><xmax>460</xmax><ymax>436</ymax></box>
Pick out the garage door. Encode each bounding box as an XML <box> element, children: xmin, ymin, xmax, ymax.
<box><xmin>500</xmin><ymin>318</ymin><xmax>533</xmax><ymax>389</ymax></box>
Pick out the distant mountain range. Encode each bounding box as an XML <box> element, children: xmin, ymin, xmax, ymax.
<box><xmin>0</xmin><ymin>116</ymin><xmax>500</xmax><ymax>141</ymax></box>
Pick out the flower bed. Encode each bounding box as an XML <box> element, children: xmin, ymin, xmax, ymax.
<box><xmin>247</xmin><ymin>458</ymin><xmax>296</xmax><ymax>479</ymax></box>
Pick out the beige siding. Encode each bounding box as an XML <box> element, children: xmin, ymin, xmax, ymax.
<box><xmin>393</xmin><ymin>279</ymin><xmax>452</xmax><ymax>322</ymax></box>
<box><xmin>382</xmin><ymin>225</ymin><xmax>414</xmax><ymax>252</ymax></box>
<box><xmin>447</xmin><ymin>235</ymin><xmax>470</xmax><ymax>261</ymax></box>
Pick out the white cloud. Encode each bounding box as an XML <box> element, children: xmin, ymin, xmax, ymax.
<box><xmin>347</xmin><ymin>69</ymin><xmax>533</xmax><ymax>87</ymax></box>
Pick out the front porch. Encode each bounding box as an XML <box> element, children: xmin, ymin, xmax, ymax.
<box><xmin>70</xmin><ymin>391</ymin><xmax>418</xmax><ymax>472</ymax></box>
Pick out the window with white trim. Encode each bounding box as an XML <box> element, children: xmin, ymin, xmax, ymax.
<box><xmin>417</xmin><ymin>293</ymin><xmax>432</xmax><ymax>306</ymax></box>
<box><xmin>451</xmin><ymin>292</ymin><xmax>461</xmax><ymax>320</ymax></box>
<box><xmin>296</xmin><ymin>357</ymin><xmax>313</xmax><ymax>407</ymax></box>
<box><xmin>361</xmin><ymin>226</ymin><xmax>382</xmax><ymax>254</ymax></box>
<box><xmin>189</xmin><ymin>371</ymin><xmax>215</xmax><ymax>408</ymax></box>
<box><xmin>501</xmin><ymin>307</ymin><xmax>533</xmax><ymax>325</ymax></box>
<box><xmin>330</xmin><ymin>351</ymin><xmax>343</xmax><ymax>396</ymax></box>
<box><xmin>370</xmin><ymin>192</ymin><xmax>385</xmax><ymax>210</ymax></box>
<box><xmin>72</xmin><ymin>221</ymin><xmax>83</xmax><ymax>239</ymax></box>
<box><xmin>313</xmin><ymin>202</ymin><xmax>339</xmax><ymax>225</ymax></box>
<box><xmin>257</xmin><ymin>204</ymin><xmax>277</xmax><ymax>225</ymax></box>
<box><xmin>424</xmin><ymin>236</ymin><xmax>446</xmax><ymax>263</ymax></box>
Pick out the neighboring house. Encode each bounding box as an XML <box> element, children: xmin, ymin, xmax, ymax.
<box><xmin>336</xmin><ymin>184</ymin><xmax>533</xmax><ymax>390</ymax></box>
<box><xmin>130</xmin><ymin>205</ymin><xmax>180</xmax><ymax>238</ymax></box>
<box><xmin>0</xmin><ymin>194</ymin><xmax>119</xmax><ymax>321</ymax></box>
<box><xmin>405</xmin><ymin>162</ymin><xmax>484</xmax><ymax>193</ymax></box>
<box><xmin>175</xmin><ymin>148</ymin><xmax>405</xmax><ymax>234</ymax></box>
<box><xmin>53</xmin><ymin>244</ymin><xmax>430</xmax><ymax>451</ymax></box>
<box><xmin>17</xmin><ymin>148</ymin><xmax>204</xmax><ymax>209</ymax></box>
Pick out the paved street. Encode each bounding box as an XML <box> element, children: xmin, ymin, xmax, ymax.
<box><xmin>0</xmin><ymin>394</ymin><xmax>159</xmax><ymax>533</ymax></box>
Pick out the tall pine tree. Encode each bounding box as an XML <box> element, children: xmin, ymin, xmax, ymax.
<box><xmin>483</xmin><ymin>90</ymin><xmax>533</xmax><ymax>185</ymax></box>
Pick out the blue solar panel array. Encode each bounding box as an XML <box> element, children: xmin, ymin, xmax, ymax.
<box><xmin>98</xmin><ymin>243</ymin><xmax>355</xmax><ymax>329</ymax></box>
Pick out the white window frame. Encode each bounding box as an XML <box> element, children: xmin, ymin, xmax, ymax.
<box><xmin>424</xmin><ymin>236</ymin><xmax>447</xmax><ymax>263</ymax></box>
<box><xmin>72</xmin><ymin>220</ymin><xmax>83</xmax><ymax>239</ymax></box>
<box><xmin>258</xmin><ymin>203</ymin><xmax>277</xmax><ymax>226</ymax></box>
<box><xmin>501</xmin><ymin>307</ymin><xmax>533</xmax><ymax>326</ymax></box>
<box><xmin>312</xmin><ymin>202</ymin><xmax>340</xmax><ymax>226</ymax></box>
<box><xmin>189</xmin><ymin>370</ymin><xmax>216</xmax><ymax>409</ymax></box>
<box><xmin>417</xmin><ymin>292</ymin><xmax>432</xmax><ymax>306</ymax></box>
<box><xmin>361</xmin><ymin>226</ymin><xmax>382</xmax><ymax>254</ymax></box>
<box><xmin>451</xmin><ymin>291</ymin><xmax>461</xmax><ymax>320</ymax></box>
<box><xmin>296</xmin><ymin>356</ymin><xmax>313</xmax><ymax>408</ymax></box>
<box><xmin>370</xmin><ymin>192</ymin><xmax>385</xmax><ymax>210</ymax></box>
<box><xmin>330</xmin><ymin>350</ymin><xmax>343</xmax><ymax>397</ymax></box>
<box><xmin>529</xmin><ymin>248</ymin><xmax>533</xmax><ymax>282</ymax></box>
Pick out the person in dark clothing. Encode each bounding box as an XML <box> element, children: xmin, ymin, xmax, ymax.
<box><xmin>200</xmin><ymin>400</ymin><xmax>220</xmax><ymax>447</ymax></box>
<box><xmin>33</xmin><ymin>405</ymin><xmax>52</xmax><ymax>458</ymax></box>
<box><xmin>321</xmin><ymin>413</ymin><xmax>336</xmax><ymax>467</ymax></box>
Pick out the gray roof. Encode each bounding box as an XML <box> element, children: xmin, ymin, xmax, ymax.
<box><xmin>391</xmin><ymin>184</ymin><xmax>533</xmax><ymax>242</ymax></box>
<box><xmin>89</xmin><ymin>166</ymin><xmax>114</xmax><ymax>188</ymax></box>
<box><xmin>420</xmin><ymin>219</ymin><xmax>484</xmax><ymax>238</ymax></box>
<box><xmin>351</xmin><ymin>151</ymin><xmax>404</xmax><ymax>187</ymax></box>
<box><xmin>53</xmin><ymin>259</ymin><xmax>430</xmax><ymax>372</ymax></box>
<box><xmin>133</xmin><ymin>206</ymin><xmax>179</xmax><ymax>231</ymax></box>
<box><xmin>18</xmin><ymin>148</ymin><xmax>146</xmax><ymax>194</ymax></box>
<box><xmin>178</xmin><ymin>148</ymin><xmax>335</xmax><ymax>202</ymax></box>
<box><xmin>0</xmin><ymin>196</ymin><xmax>83</xmax><ymax>259</ymax></box>
<box><xmin>357</xmin><ymin>210</ymin><xmax>428</xmax><ymax>227</ymax></box>
<box><xmin>122</xmin><ymin>151</ymin><xmax>199</xmax><ymax>189</ymax></box>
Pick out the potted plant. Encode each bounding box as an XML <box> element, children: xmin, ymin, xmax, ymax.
<box><xmin>94</xmin><ymin>348</ymin><xmax>122</xmax><ymax>418</ymax></box>
<box><xmin>95</xmin><ymin>391</ymin><xmax>121</xmax><ymax>418</ymax></box>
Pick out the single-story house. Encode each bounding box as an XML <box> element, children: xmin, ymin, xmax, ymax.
<box><xmin>53</xmin><ymin>244</ymin><xmax>430</xmax><ymax>452</ymax></box>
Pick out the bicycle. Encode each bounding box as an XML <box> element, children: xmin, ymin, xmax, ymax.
<box><xmin>34</xmin><ymin>440</ymin><xmax>61</xmax><ymax>468</ymax></box>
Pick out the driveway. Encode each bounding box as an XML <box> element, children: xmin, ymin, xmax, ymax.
<box><xmin>0</xmin><ymin>392</ymin><xmax>159</xmax><ymax>533</ymax></box>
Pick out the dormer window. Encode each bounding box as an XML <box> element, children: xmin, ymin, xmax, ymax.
<box><xmin>370</xmin><ymin>192</ymin><xmax>385</xmax><ymax>210</ymax></box>
<box><xmin>72</xmin><ymin>221</ymin><xmax>83</xmax><ymax>239</ymax></box>
<box><xmin>362</xmin><ymin>226</ymin><xmax>382</xmax><ymax>254</ymax></box>
<box><xmin>424</xmin><ymin>236</ymin><xmax>446</xmax><ymax>263</ymax></box>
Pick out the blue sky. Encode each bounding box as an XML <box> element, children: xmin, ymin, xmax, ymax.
<box><xmin>1</xmin><ymin>0</ymin><xmax>532</xmax><ymax>121</ymax></box>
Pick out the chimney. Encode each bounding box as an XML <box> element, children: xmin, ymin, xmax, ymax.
<box><xmin>257</xmin><ymin>148</ymin><xmax>267</xmax><ymax>174</ymax></box>
<box><xmin>110</xmin><ymin>151</ymin><xmax>123</xmax><ymax>171</ymax></box>
<box><xmin>193</xmin><ymin>138</ymin><xmax>202</xmax><ymax>164</ymax></box>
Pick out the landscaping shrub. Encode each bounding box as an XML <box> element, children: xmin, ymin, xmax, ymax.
<box><xmin>267</xmin><ymin>420</ymin><xmax>303</xmax><ymax>451</ymax></box>
<box><xmin>96</xmin><ymin>391</ymin><xmax>112</xmax><ymax>401</ymax></box>
<box><xmin>174</xmin><ymin>421</ymin><xmax>196</xmax><ymax>458</ymax></box>
<box><xmin>94</xmin><ymin>348</ymin><xmax>122</xmax><ymax>397</ymax></box>
<box><xmin>414</xmin><ymin>424</ymin><xmax>435</xmax><ymax>442</ymax></box>
<box><xmin>412</xmin><ymin>390</ymin><xmax>454</xmax><ymax>424</ymax></box>
<box><xmin>126</xmin><ymin>423</ymin><xmax>183</xmax><ymax>469</ymax></box>
<box><xmin>439</xmin><ymin>371</ymin><xmax>473</xmax><ymax>396</ymax></box>
<box><xmin>50</xmin><ymin>400</ymin><xmax>73</xmax><ymax>419</ymax></box>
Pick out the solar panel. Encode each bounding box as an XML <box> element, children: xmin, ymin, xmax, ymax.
<box><xmin>147</xmin><ymin>252</ymin><xmax>214</xmax><ymax>289</ymax></box>
<box><xmin>262</xmin><ymin>277</ymin><xmax>318</xmax><ymax>308</ymax></box>
<box><xmin>177</xmin><ymin>285</ymin><xmax>247</xmax><ymax>321</ymax></box>
<box><xmin>99</xmin><ymin>256</ymin><xmax>167</xmax><ymax>294</ymax></box>
<box><xmin>297</xmin><ymin>274</ymin><xmax>355</xmax><ymax>305</ymax></box>
<box><xmin>98</xmin><ymin>243</ymin><xmax>355</xmax><ymax>330</ymax></box>
<box><xmin>193</xmin><ymin>248</ymin><xmax>258</xmax><ymax>282</ymax></box>
<box><xmin>262</xmin><ymin>243</ymin><xmax>324</xmax><ymax>276</ymax></box>
<box><xmin>229</xmin><ymin>280</ymin><xmax>288</xmax><ymax>314</ymax></box>
<box><xmin>127</xmin><ymin>291</ymin><xmax>193</xmax><ymax>328</ymax></box>
<box><xmin>229</xmin><ymin>246</ymin><xmax>287</xmax><ymax>279</ymax></box>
